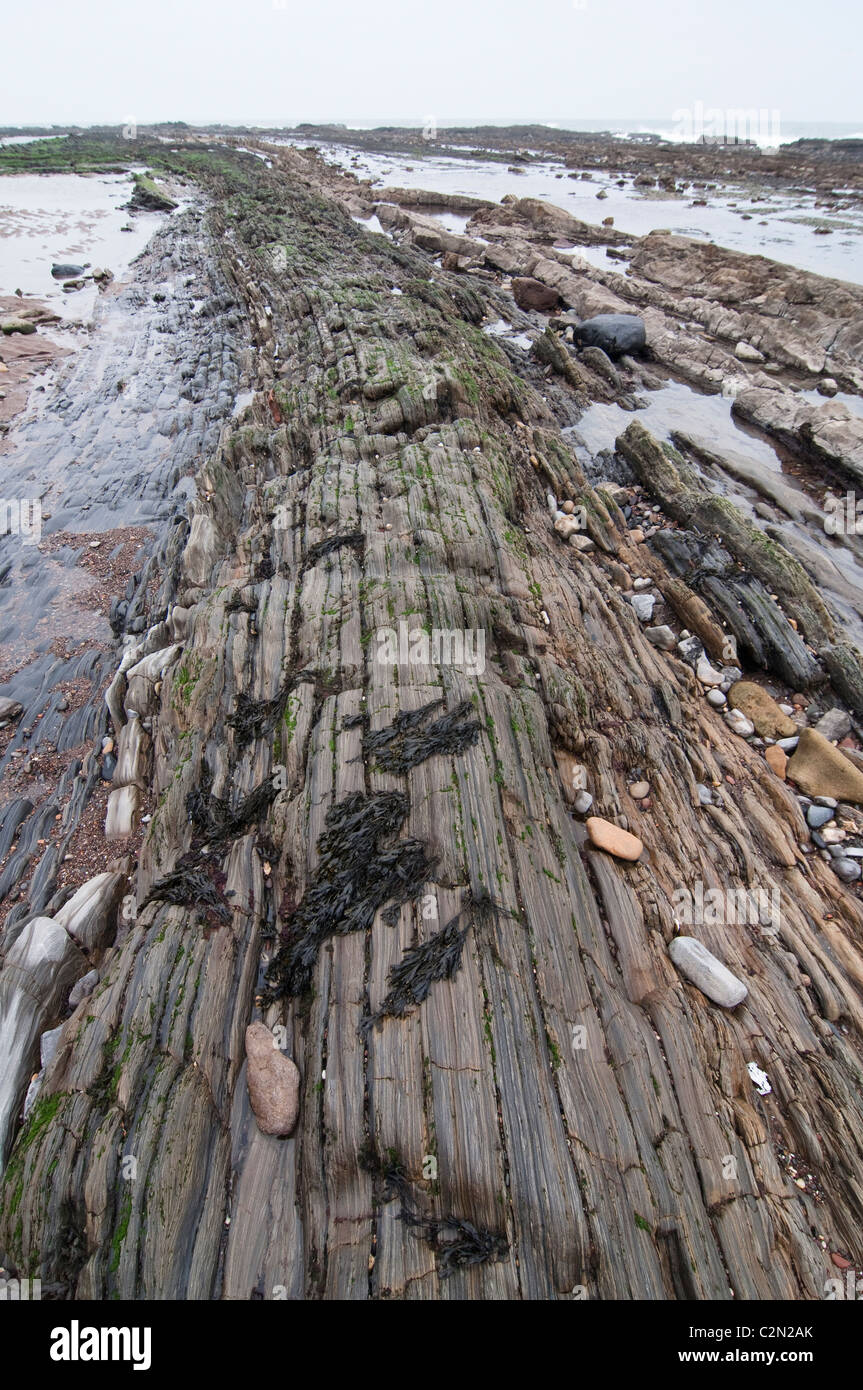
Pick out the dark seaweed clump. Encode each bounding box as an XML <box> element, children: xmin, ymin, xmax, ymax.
<box><xmin>262</xmin><ymin>790</ymin><xmax>438</xmax><ymax>1001</ymax></box>
<box><xmin>399</xmin><ymin>1208</ymin><xmax>509</xmax><ymax>1279</ymax></box>
<box><xmin>186</xmin><ymin>766</ymin><xmax>278</xmax><ymax>844</ymax></box>
<box><xmin>228</xmin><ymin>688</ymin><xmax>290</xmax><ymax>748</ymax></box>
<box><xmin>358</xmin><ymin>698</ymin><xmax>482</xmax><ymax>775</ymax></box>
<box><xmin>142</xmin><ymin>852</ymin><xmax>233</xmax><ymax>929</ymax></box>
<box><xmin>359</xmin><ymin>1143</ymin><xmax>508</xmax><ymax>1280</ymax></box>
<box><xmin>360</xmin><ymin>912</ymin><xmax>470</xmax><ymax>1035</ymax></box>
<box><xmin>305</xmin><ymin>530</ymin><xmax>365</xmax><ymax>567</ymax></box>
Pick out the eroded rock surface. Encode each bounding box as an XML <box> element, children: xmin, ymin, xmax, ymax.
<box><xmin>1</xmin><ymin>141</ymin><xmax>863</xmax><ymax>1304</ymax></box>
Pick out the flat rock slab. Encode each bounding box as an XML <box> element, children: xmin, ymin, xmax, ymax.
<box><xmin>669</xmin><ymin>935</ymin><xmax>748</xmax><ymax>1008</ymax></box>
<box><xmin>245</xmin><ymin>1022</ymin><xmax>300</xmax><ymax>1137</ymax></box>
<box><xmin>787</xmin><ymin>728</ymin><xmax>863</xmax><ymax>803</ymax></box>
<box><xmin>586</xmin><ymin>816</ymin><xmax>644</xmax><ymax>861</ymax></box>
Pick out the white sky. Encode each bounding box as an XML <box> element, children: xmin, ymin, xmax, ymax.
<box><xmin>2</xmin><ymin>0</ymin><xmax>860</xmax><ymax>127</ymax></box>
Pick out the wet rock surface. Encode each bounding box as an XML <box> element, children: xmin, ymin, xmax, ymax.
<box><xmin>0</xmin><ymin>138</ymin><xmax>862</xmax><ymax>1303</ymax></box>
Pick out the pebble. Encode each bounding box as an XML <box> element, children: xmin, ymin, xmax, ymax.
<box><xmin>807</xmin><ymin>805</ymin><xmax>835</xmax><ymax>829</ymax></box>
<box><xmin>725</xmin><ymin>708</ymin><xmax>755</xmax><ymax>738</ymax></box>
<box><xmin>697</xmin><ymin>655</ymin><xmax>725</xmax><ymax>687</ymax></box>
<box><xmin>669</xmin><ymin>936</ymin><xmax>748</xmax><ymax>1008</ymax></box>
<box><xmin>573</xmin><ymin>790</ymin><xmax>593</xmax><ymax>815</ymax></box>
<box><xmin>245</xmin><ymin>1022</ymin><xmax>301</xmax><ymax>1137</ymax></box>
<box><xmin>629</xmin><ymin>780</ymin><xmax>650</xmax><ymax>799</ymax></box>
<box><xmin>833</xmin><ymin>858</ymin><xmax>862</xmax><ymax>883</ymax></box>
<box><xmin>644</xmin><ymin>625</ymin><xmax>675</xmax><ymax>650</ymax></box>
<box><xmin>696</xmin><ymin>783</ymin><xmax>714</xmax><ymax>806</ymax></box>
<box><xmin>776</xmin><ymin>736</ymin><xmax>799</xmax><ymax>752</ymax></box>
<box><xmin>561</xmin><ymin>500</ymin><xmax>576</xmax><ymax>515</ymax></box>
<box><xmin>677</xmin><ymin>635</ymin><xmax>703</xmax><ymax>665</ymax></box>
<box><xmin>628</xmin><ymin>527</ymin><xmax>645</xmax><ymax>543</ymax></box>
<box><xmin>707</xmin><ymin>689</ymin><xmax>727</xmax><ymax>708</ymax></box>
<box><xmin>765</xmin><ymin>744</ymin><xmax>787</xmax><ymax>779</ymax></box>
<box><xmin>633</xmin><ymin>577</ymin><xmax>652</xmax><ymax>591</ymax></box>
<box><xmin>586</xmin><ymin>816</ymin><xmax>644</xmax><ymax>861</ymax></box>
<box><xmin>821</xmin><ymin>827</ymin><xmax>846</xmax><ymax>844</ymax></box>
<box><xmin>630</xmin><ymin>593</ymin><xmax>655</xmax><ymax>622</ymax></box>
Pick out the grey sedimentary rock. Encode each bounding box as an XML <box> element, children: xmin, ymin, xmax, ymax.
<box><xmin>53</xmin><ymin>873</ymin><xmax>126</xmax><ymax>953</ymax></box>
<box><xmin>0</xmin><ymin>918</ymin><xmax>85</xmax><ymax>1169</ymax></box>
<box><xmin>68</xmin><ymin>969</ymin><xmax>99</xmax><ymax>1009</ymax></box>
<box><xmin>0</xmin><ymin>698</ymin><xmax>23</xmax><ymax>723</ymax></box>
<box><xmin>669</xmin><ymin>936</ymin><xmax>748</xmax><ymax>1008</ymax></box>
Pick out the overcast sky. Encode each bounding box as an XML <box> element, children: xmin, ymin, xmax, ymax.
<box><xmin>3</xmin><ymin>0</ymin><xmax>860</xmax><ymax>127</ymax></box>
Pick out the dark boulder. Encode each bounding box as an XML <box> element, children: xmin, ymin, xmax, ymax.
<box><xmin>574</xmin><ymin>313</ymin><xmax>646</xmax><ymax>357</ymax></box>
<box><xmin>51</xmin><ymin>264</ymin><xmax>85</xmax><ymax>279</ymax></box>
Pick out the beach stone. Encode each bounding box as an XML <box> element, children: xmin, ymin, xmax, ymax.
<box><xmin>0</xmin><ymin>697</ymin><xmax>23</xmax><ymax>724</ymax></box>
<box><xmin>727</xmin><ymin>681</ymin><xmax>797</xmax><ymax>738</ymax></box>
<box><xmin>696</xmin><ymin>783</ymin><xmax>714</xmax><ymax>806</ymax></box>
<box><xmin>696</xmin><ymin>655</ymin><xmax>724</xmax><ymax>686</ymax></box>
<box><xmin>833</xmin><ymin>858</ymin><xmax>862</xmax><ymax>883</ymax></box>
<box><xmin>821</xmin><ymin>827</ymin><xmax>846</xmax><ymax>844</ymax></box>
<box><xmin>554</xmin><ymin>515</ymin><xmax>581</xmax><ymax>540</ymax></box>
<box><xmin>629</xmin><ymin>780</ymin><xmax>649</xmax><ymax>799</ymax></box>
<box><xmin>573</xmin><ymin>313</ymin><xmax>646</xmax><ymax>358</ymax></box>
<box><xmin>645</xmin><ymin>625</ymin><xmax>675</xmax><ymax>650</ymax></box>
<box><xmin>245</xmin><ymin>1022</ymin><xmax>300</xmax><ymax>1137</ymax></box>
<box><xmin>817</xmin><ymin>378</ymin><xmax>839</xmax><ymax>397</ymax></box>
<box><xmin>677</xmin><ymin>635</ymin><xmax>702</xmax><ymax>666</ymax></box>
<box><xmin>586</xmin><ymin>816</ymin><xmax>643</xmax><ymax>861</ymax></box>
<box><xmin>707</xmin><ymin>689</ymin><xmax>727</xmax><ymax>708</ymax></box>
<box><xmin>814</xmin><ymin>708</ymin><xmax>852</xmax><ymax>743</ymax></box>
<box><xmin>51</xmin><ymin>263</ymin><xmax>85</xmax><ymax>278</ymax></box>
<box><xmin>633</xmin><ymin>577</ymin><xmax>652</xmax><ymax>591</ymax></box>
<box><xmin>569</xmin><ymin>533</ymin><xmax>595</xmax><ymax>552</ymax></box>
<box><xmin>764</xmin><ymin>745</ymin><xmax>787</xmax><ymax>779</ymax></box>
<box><xmin>807</xmin><ymin>804</ymin><xmax>834</xmax><ymax>829</ymax></box>
<box><xmin>573</xmin><ymin>790</ymin><xmax>593</xmax><ymax>815</ymax></box>
<box><xmin>787</xmin><ymin>728</ymin><xmax>863</xmax><ymax>804</ymax></box>
<box><xmin>668</xmin><ymin>935</ymin><xmax>748</xmax><ymax>1008</ymax></box>
<box><xmin>630</xmin><ymin>593</ymin><xmax>655</xmax><ymax>622</ymax></box>
<box><xmin>725</xmin><ymin>708</ymin><xmax>755</xmax><ymax>739</ymax></box>
<box><xmin>1</xmin><ymin>318</ymin><xmax>36</xmax><ymax>335</ymax></box>
<box><xmin>776</xmin><ymin>735</ymin><xmax>800</xmax><ymax>752</ymax></box>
